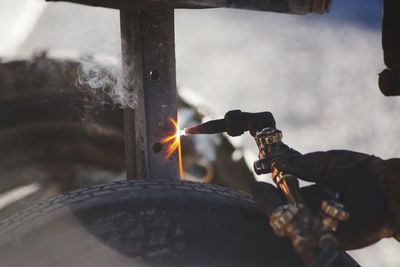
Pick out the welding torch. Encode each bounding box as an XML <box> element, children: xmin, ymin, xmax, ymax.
<box><xmin>184</xmin><ymin>110</ymin><xmax>350</xmax><ymax>267</ymax></box>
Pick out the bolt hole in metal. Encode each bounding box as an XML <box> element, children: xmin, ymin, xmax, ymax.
<box><xmin>152</xmin><ymin>142</ymin><xmax>163</xmax><ymax>153</ymax></box>
<box><xmin>149</xmin><ymin>70</ymin><xmax>160</xmax><ymax>80</ymax></box>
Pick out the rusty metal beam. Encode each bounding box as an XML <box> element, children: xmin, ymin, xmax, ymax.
<box><xmin>48</xmin><ymin>0</ymin><xmax>331</xmax><ymax>15</ymax></box>
<box><xmin>120</xmin><ymin>8</ymin><xmax>179</xmax><ymax>180</ymax></box>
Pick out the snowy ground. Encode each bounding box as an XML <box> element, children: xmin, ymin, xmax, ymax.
<box><xmin>0</xmin><ymin>0</ymin><xmax>399</xmax><ymax>265</ymax></box>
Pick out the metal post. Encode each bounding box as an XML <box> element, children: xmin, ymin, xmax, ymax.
<box><xmin>120</xmin><ymin>8</ymin><xmax>179</xmax><ymax>180</ymax></box>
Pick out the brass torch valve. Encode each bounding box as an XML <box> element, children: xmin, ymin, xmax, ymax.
<box><xmin>321</xmin><ymin>200</ymin><xmax>350</xmax><ymax>232</ymax></box>
<box><xmin>253</xmin><ymin>128</ymin><xmax>300</xmax><ymax>175</ymax></box>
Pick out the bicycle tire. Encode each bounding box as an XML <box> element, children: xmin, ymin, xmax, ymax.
<box><xmin>0</xmin><ymin>180</ymin><xmax>356</xmax><ymax>267</ymax></box>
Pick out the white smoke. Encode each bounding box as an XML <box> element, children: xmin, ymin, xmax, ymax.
<box><xmin>77</xmin><ymin>59</ymin><xmax>137</xmax><ymax>109</ymax></box>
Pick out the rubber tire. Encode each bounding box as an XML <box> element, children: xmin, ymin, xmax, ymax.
<box><xmin>0</xmin><ymin>180</ymin><xmax>351</xmax><ymax>267</ymax></box>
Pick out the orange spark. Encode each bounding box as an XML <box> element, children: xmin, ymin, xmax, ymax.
<box><xmin>161</xmin><ymin>118</ymin><xmax>184</xmax><ymax>179</ymax></box>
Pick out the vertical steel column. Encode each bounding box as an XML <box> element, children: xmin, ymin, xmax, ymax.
<box><xmin>120</xmin><ymin>8</ymin><xmax>179</xmax><ymax>180</ymax></box>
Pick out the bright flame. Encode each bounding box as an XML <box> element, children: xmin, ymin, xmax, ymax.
<box><xmin>161</xmin><ymin>118</ymin><xmax>184</xmax><ymax>179</ymax></box>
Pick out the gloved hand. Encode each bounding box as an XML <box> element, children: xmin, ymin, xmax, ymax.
<box><xmin>255</xmin><ymin>150</ymin><xmax>400</xmax><ymax>250</ymax></box>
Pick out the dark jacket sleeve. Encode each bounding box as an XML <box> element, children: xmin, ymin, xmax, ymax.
<box><xmin>375</xmin><ymin>158</ymin><xmax>400</xmax><ymax>240</ymax></box>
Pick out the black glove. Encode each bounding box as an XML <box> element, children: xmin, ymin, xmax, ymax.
<box><xmin>255</xmin><ymin>150</ymin><xmax>399</xmax><ymax>250</ymax></box>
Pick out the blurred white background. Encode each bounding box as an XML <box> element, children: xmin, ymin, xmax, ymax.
<box><xmin>0</xmin><ymin>0</ymin><xmax>399</xmax><ymax>265</ymax></box>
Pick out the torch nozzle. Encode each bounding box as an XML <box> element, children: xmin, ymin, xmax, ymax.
<box><xmin>184</xmin><ymin>119</ymin><xmax>226</xmax><ymax>135</ymax></box>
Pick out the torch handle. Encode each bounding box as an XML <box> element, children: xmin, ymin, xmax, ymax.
<box><xmin>271</xmin><ymin>166</ymin><xmax>305</xmax><ymax>207</ymax></box>
<box><xmin>254</xmin><ymin>127</ymin><xmax>343</xmax><ymax>267</ymax></box>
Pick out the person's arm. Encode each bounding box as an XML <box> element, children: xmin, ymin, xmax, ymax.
<box><xmin>374</xmin><ymin>158</ymin><xmax>400</xmax><ymax>241</ymax></box>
